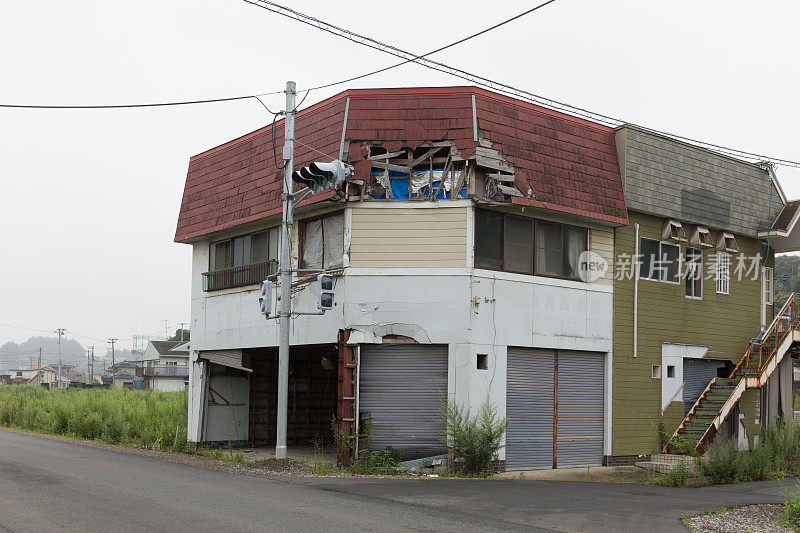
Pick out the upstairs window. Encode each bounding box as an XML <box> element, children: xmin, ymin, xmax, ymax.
<box><xmin>475</xmin><ymin>210</ymin><xmax>504</xmax><ymax>270</ymax></box>
<box><xmin>640</xmin><ymin>238</ymin><xmax>680</xmax><ymax>283</ymax></box>
<box><xmin>205</xmin><ymin>227</ymin><xmax>279</xmax><ymax>291</ymax></box>
<box><xmin>300</xmin><ymin>212</ymin><xmax>345</xmax><ymax>270</ymax></box>
<box><xmin>716</xmin><ymin>252</ymin><xmax>730</xmax><ymax>295</ymax></box>
<box><xmin>763</xmin><ymin>267</ymin><xmax>774</xmax><ymax>306</ymax></box>
<box><xmin>474</xmin><ymin>209</ymin><xmax>588</xmax><ymax>281</ymax></box>
<box><xmin>685</xmin><ymin>247</ymin><xmax>702</xmax><ymax>299</ymax></box>
<box><xmin>210</xmin><ymin>227</ymin><xmax>279</xmax><ymax>271</ymax></box>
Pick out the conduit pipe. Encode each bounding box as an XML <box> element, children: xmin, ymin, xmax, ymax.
<box><xmin>633</xmin><ymin>223</ymin><xmax>640</xmax><ymax>358</ymax></box>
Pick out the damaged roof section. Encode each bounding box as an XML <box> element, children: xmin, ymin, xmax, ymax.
<box><xmin>175</xmin><ymin>86</ymin><xmax>627</xmax><ymax>243</ymax></box>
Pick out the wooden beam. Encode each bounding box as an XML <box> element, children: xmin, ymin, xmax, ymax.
<box><xmin>487</xmin><ymin>173</ymin><xmax>516</xmax><ymax>182</ymax></box>
<box><xmin>367</xmin><ymin>150</ymin><xmax>406</xmax><ymax>161</ymax></box>
<box><xmin>497</xmin><ymin>184</ymin><xmax>522</xmax><ymax>197</ymax></box>
<box><xmin>370</xmin><ymin>161</ymin><xmax>411</xmax><ymax>173</ymax></box>
<box><xmin>407</xmin><ymin>147</ymin><xmax>441</xmax><ymax>168</ymax></box>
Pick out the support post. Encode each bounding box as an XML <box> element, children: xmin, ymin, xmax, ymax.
<box><xmin>276</xmin><ymin>81</ymin><xmax>296</xmax><ymax>460</ymax></box>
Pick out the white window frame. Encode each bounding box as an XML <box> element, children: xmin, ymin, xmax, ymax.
<box><xmin>763</xmin><ymin>266</ymin><xmax>774</xmax><ymax>306</ymax></box>
<box><xmin>685</xmin><ymin>247</ymin><xmax>703</xmax><ymax>300</ymax></box>
<box><xmin>716</xmin><ymin>252</ymin><xmax>730</xmax><ymax>295</ymax></box>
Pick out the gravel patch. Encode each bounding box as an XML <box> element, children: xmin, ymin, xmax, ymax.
<box><xmin>685</xmin><ymin>504</ymin><xmax>791</xmax><ymax>533</ymax></box>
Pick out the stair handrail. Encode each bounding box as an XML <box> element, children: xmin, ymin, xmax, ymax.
<box><xmin>751</xmin><ymin>294</ymin><xmax>796</xmax><ymax>377</ymax></box>
<box><xmin>662</xmin><ymin>376</ymin><xmax>718</xmax><ymax>453</ymax></box>
<box><xmin>728</xmin><ymin>345</ymin><xmax>751</xmax><ymax>380</ymax></box>
<box><xmin>696</xmin><ymin>374</ymin><xmax>747</xmax><ymax>453</ymax></box>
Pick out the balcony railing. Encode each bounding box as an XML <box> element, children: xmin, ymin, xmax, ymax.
<box><xmin>144</xmin><ymin>365</ymin><xmax>188</xmax><ymax>378</ymax></box>
<box><xmin>202</xmin><ymin>260</ymin><xmax>277</xmax><ymax>292</ymax></box>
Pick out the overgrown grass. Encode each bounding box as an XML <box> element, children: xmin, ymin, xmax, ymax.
<box><xmin>782</xmin><ymin>488</ymin><xmax>800</xmax><ymax>530</ymax></box>
<box><xmin>696</xmin><ymin>420</ymin><xmax>800</xmax><ymax>485</ymax></box>
<box><xmin>0</xmin><ymin>385</ymin><xmax>188</xmax><ymax>452</ymax></box>
<box><xmin>302</xmin><ymin>449</ymin><xmax>402</xmax><ymax>476</ymax></box>
<box><xmin>648</xmin><ymin>462</ymin><xmax>690</xmax><ymax>487</ymax></box>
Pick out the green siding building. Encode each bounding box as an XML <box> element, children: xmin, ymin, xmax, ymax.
<box><xmin>610</xmin><ymin>126</ymin><xmax>794</xmax><ymax>461</ymax></box>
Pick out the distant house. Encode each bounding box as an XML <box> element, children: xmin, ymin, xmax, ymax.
<box><xmin>111</xmin><ymin>360</ymin><xmax>143</xmax><ymax>377</ymax></box>
<box><xmin>112</xmin><ymin>371</ymin><xmax>137</xmax><ymax>390</ymax></box>
<box><xmin>143</xmin><ymin>341</ymin><xmax>189</xmax><ymax>392</ymax></box>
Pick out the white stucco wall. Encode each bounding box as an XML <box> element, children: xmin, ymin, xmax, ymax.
<box><xmin>150</xmin><ymin>376</ymin><xmax>187</xmax><ymax>393</ymax></box>
<box><xmin>186</xmin><ymin>204</ymin><xmax>616</xmax><ymax>454</ymax></box>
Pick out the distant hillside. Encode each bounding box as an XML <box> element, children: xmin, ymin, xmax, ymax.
<box><xmin>775</xmin><ymin>254</ymin><xmax>800</xmax><ymax>306</ymax></box>
<box><xmin>0</xmin><ymin>336</ymin><xmax>86</xmax><ymax>372</ymax></box>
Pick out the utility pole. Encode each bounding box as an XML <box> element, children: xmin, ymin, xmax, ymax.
<box><xmin>178</xmin><ymin>322</ymin><xmax>187</xmax><ymax>342</ymax></box>
<box><xmin>54</xmin><ymin>328</ymin><xmax>65</xmax><ymax>389</ymax></box>
<box><xmin>87</xmin><ymin>348</ymin><xmax>91</xmax><ymax>385</ymax></box>
<box><xmin>276</xmin><ymin>80</ymin><xmax>296</xmax><ymax>460</ymax></box>
<box><xmin>89</xmin><ymin>345</ymin><xmax>94</xmax><ymax>385</ymax></box>
<box><xmin>38</xmin><ymin>348</ymin><xmax>41</xmax><ymax>387</ymax></box>
<box><xmin>108</xmin><ymin>338</ymin><xmax>118</xmax><ymax>380</ymax></box>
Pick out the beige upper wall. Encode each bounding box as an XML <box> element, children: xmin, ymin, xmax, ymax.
<box><xmin>349</xmin><ymin>203</ymin><xmax>615</xmax><ymax>288</ymax></box>
<box><xmin>349</xmin><ymin>205</ymin><xmax>469</xmax><ymax>268</ymax></box>
<box><xmin>591</xmin><ymin>227</ymin><xmax>614</xmax><ymax>287</ymax></box>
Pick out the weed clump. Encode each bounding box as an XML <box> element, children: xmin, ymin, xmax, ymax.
<box><xmin>440</xmin><ymin>396</ymin><xmax>509</xmax><ymax>476</ymax></box>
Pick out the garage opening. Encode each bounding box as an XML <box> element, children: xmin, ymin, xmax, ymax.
<box><xmin>506</xmin><ymin>348</ymin><xmax>605</xmax><ymax>470</ymax></box>
<box><xmin>359</xmin><ymin>344</ymin><xmax>448</xmax><ymax>461</ymax></box>
<box><xmin>683</xmin><ymin>358</ymin><xmax>729</xmax><ymax>416</ymax></box>
<box><xmin>247</xmin><ymin>344</ymin><xmax>338</xmax><ymax>447</ymax></box>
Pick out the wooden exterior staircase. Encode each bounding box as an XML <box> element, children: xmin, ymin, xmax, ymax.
<box><xmin>665</xmin><ymin>294</ymin><xmax>800</xmax><ymax>454</ymax></box>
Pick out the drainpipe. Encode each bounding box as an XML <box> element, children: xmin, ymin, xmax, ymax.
<box><xmin>633</xmin><ymin>223</ymin><xmax>640</xmax><ymax>358</ymax></box>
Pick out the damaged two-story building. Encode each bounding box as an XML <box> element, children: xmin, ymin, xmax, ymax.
<box><xmin>176</xmin><ymin>86</ymin><xmax>627</xmax><ymax>469</ymax></box>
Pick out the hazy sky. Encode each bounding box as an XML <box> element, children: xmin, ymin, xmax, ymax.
<box><xmin>1</xmin><ymin>0</ymin><xmax>798</xmax><ymax>351</ymax></box>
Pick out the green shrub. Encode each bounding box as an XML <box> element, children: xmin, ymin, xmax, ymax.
<box><xmin>784</xmin><ymin>488</ymin><xmax>800</xmax><ymax>529</ymax></box>
<box><xmin>439</xmin><ymin>396</ymin><xmax>509</xmax><ymax>476</ymax></box>
<box><xmin>668</xmin><ymin>433</ymin><xmax>698</xmax><ymax>457</ymax></box>
<box><xmin>348</xmin><ymin>450</ymin><xmax>401</xmax><ymax>476</ymax></box>
<box><xmin>700</xmin><ymin>439</ymin><xmax>744</xmax><ymax>484</ymax></box>
<box><xmin>649</xmin><ymin>462</ymin><xmax>689</xmax><ymax>487</ymax></box>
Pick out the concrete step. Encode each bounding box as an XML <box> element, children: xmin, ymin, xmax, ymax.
<box><xmin>649</xmin><ymin>454</ymin><xmax>693</xmax><ymax>465</ymax></box>
<box><xmin>635</xmin><ymin>456</ymin><xmax>696</xmax><ymax>474</ymax></box>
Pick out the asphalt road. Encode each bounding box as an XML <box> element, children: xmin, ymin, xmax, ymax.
<box><xmin>0</xmin><ymin>430</ymin><xmax>791</xmax><ymax>533</ymax></box>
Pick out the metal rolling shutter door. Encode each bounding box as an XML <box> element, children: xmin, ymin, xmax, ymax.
<box><xmin>684</xmin><ymin>359</ymin><xmax>726</xmax><ymax>416</ymax></box>
<box><xmin>505</xmin><ymin>349</ymin><xmax>555</xmax><ymax>470</ymax></box>
<box><xmin>556</xmin><ymin>351</ymin><xmax>604</xmax><ymax>468</ymax></box>
<box><xmin>359</xmin><ymin>344</ymin><xmax>448</xmax><ymax>460</ymax></box>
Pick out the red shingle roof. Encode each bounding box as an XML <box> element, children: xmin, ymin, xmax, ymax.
<box><xmin>175</xmin><ymin>86</ymin><xmax>626</xmax><ymax>242</ymax></box>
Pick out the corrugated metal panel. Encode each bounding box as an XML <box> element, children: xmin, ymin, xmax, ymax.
<box><xmin>684</xmin><ymin>358</ymin><xmax>726</xmax><ymax>416</ymax></box>
<box><xmin>359</xmin><ymin>344</ymin><xmax>448</xmax><ymax>460</ymax></box>
<box><xmin>199</xmin><ymin>349</ymin><xmax>252</xmax><ymax>372</ymax></box>
<box><xmin>506</xmin><ymin>349</ymin><xmax>555</xmax><ymax>470</ymax></box>
<box><xmin>556</xmin><ymin>351</ymin><xmax>604</xmax><ymax>468</ymax></box>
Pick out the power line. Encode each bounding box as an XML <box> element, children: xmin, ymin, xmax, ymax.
<box><xmin>0</xmin><ymin>91</ymin><xmax>283</xmax><ymax>110</ymax></box>
<box><xmin>266</xmin><ymin>0</ymin><xmax>559</xmax><ymax>94</ymax></box>
<box><xmin>244</xmin><ymin>0</ymin><xmax>800</xmax><ymax>169</ymax></box>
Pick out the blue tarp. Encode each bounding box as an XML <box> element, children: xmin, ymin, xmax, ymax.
<box><xmin>369</xmin><ymin>170</ymin><xmax>466</xmax><ymax>200</ymax></box>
